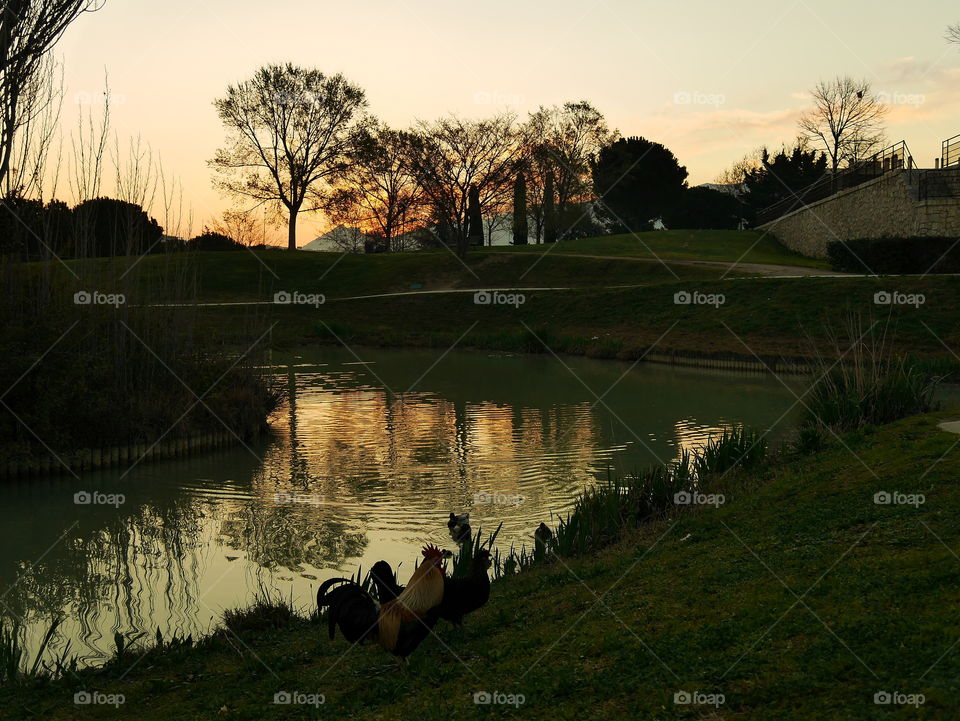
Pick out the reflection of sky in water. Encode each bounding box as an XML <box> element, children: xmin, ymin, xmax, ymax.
<box><xmin>0</xmin><ymin>349</ymin><xmax>806</xmax><ymax>667</ymax></box>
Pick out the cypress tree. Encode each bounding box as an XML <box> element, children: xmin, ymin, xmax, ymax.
<box><xmin>512</xmin><ymin>170</ymin><xmax>528</xmax><ymax>245</ymax></box>
<box><xmin>544</xmin><ymin>169</ymin><xmax>557</xmax><ymax>243</ymax></box>
<box><xmin>467</xmin><ymin>184</ymin><xmax>484</xmax><ymax>246</ymax></box>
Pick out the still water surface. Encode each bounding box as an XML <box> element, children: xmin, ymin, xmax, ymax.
<box><xmin>1</xmin><ymin>348</ymin><xmax>807</xmax><ymax>666</ymax></box>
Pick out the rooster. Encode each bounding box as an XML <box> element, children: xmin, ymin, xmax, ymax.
<box><xmin>437</xmin><ymin>548</ymin><xmax>492</xmax><ymax>627</ymax></box>
<box><xmin>317</xmin><ymin>545</ymin><xmax>448</xmax><ymax>660</ymax></box>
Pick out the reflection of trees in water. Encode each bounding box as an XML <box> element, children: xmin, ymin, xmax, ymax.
<box><xmin>257</xmin><ymin>371</ymin><xmax>609</xmax><ymax>551</ymax></box>
<box><xmin>2</xmin><ymin>499</ymin><xmax>206</xmax><ymax>663</ymax></box>
<box><xmin>216</xmin><ymin>503</ymin><xmax>367</xmax><ymax>573</ymax></box>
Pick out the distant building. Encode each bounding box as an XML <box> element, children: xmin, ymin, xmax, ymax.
<box><xmin>302</xmin><ymin>224</ymin><xmax>371</xmax><ymax>253</ymax></box>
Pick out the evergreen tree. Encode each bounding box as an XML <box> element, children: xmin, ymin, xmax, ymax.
<box><xmin>544</xmin><ymin>170</ymin><xmax>557</xmax><ymax>243</ymax></box>
<box><xmin>467</xmin><ymin>184</ymin><xmax>484</xmax><ymax>246</ymax></box>
<box><xmin>512</xmin><ymin>171</ymin><xmax>528</xmax><ymax>245</ymax></box>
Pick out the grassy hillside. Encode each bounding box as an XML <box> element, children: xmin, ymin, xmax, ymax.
<box><xmin>14</xmin><ymin>231</ymin><xmax>957</xmax><ymax>364</ymax></box>
<box><xmin>4</xmin><ymin>411</ymin><xmax>958</xmax><ymax>719</ymax></box>
<box><xmin>489</xmin><ymin>229</ymin><xmax>829</xmax><ymax>269</ymax></box>
<box><xmin>194</xmin><ymin>274</ymin><xmax>960</xmax><ymax>365</ymax></box>
<box><xmin>36</xmin><ymin>230</ymin><xmax>823</xmax><ymax>304</ymax></box>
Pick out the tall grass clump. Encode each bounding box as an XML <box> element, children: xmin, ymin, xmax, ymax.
<box><xmin>498</xmin><ymin>426</ymin><xmax>768</xmax><ymax>564</ymax></box>
<box><xmin>0</xmin><ymin>618</ymin><xmax>76</xmax><ymax>684</ymax></box>
<box><xmin>804</xmin><ymin>315</ymin><xmax>939</xmax><ymax>433</ymax></box>
<box><xmin>0</xmin><ymin>249</ymin><xmax>282</xmax><ymax>465</ymax></box>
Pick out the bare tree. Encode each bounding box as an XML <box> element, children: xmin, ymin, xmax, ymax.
<box><xmin>210</xmin><ymin>208</ymin><xmax>267</xmax><ymax>247</ymax></box>
<box><xmin>112</xmin><ymin>134</ymin><xmax>158</xmax><ymax>210</ymax></box>
<box><xmin>210</xmin><ymin>64</ymin><xmax>368</xmax><ymax>251</ymax></box>
<box><xmin>526</xmin><ymin>101</ymin><xmax>617</xmax><ymax>213</ymax></box>
<box><xmin>405</xmin><ymin>113</ymin><xmax>523</xmax><ymax>257</ymax></box>
<box><xmin>69</xmin><ymin>77</ymin><xmax>109</xmax><ymax>202</ymax></box>
<box><xmin>0</xmin><ymin>0</ymin><xmax>102</xmax><ymax>191</ymax></box>
<box><xmin>798</xmin><ymin>76</ymin><xmax>887</xmax><ymax>175</ymax></box>
<box><xmin>5</xmin><ymin>52</ymin><xmax>62</xmax><ymax>199</ymax></box>
<box><xmin>948</xmin><ymin>23</ymin><xmax>960</xmax><ymax>45</ymax></box>
<box><xmin>716</xmin><ymin>146</ymin><xmax>764</xmax><ymax>186</ymax></box>
<box><xmin>325</xmin><ymin>122</ymin><xmax>426</xmax><ymax>252</ymax></box>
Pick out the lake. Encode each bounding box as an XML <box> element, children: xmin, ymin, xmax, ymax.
<box><xmin>0</xmin><ymin>348</ymin><xmax>808</xmax><ymax>666</ymax></box>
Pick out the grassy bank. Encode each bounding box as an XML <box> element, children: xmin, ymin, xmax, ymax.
<box><xmin>3</xmin><ymin>409</ymin><xmax>959</xmax><ymax>719</ymax></box>
<box><xmin>190</xmin><ymin>275</ymin><xmax>960</xmax><ymax>371</ymax></box>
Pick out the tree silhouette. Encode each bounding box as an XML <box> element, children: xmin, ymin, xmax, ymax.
<box><xmin>512</xmin><ymin>170</ymin><xmax>528</xmax><ymax>245</ymax></box>
<box><xmin>665</xmin><ymin>187</ymin><xmax>742</xmax><ymax>230</ymax></box>
<box><xmin>325</xmin><ymin>123</ymin><xmax>425</xmax><ymax>252</ymax></box>
<box><xmin>210</xmin><ymin>64</ymin><xmax>367</xmax><ymax>251</ymax></box>
<box><xmin>0</xmin><ymin>0</ymin><xmax>102</xmax><ymax>191</ymax></box>
<box><xmin>467</xmin><ymin>184</ymin><xmax>483</xmax><ymax>246</ymax></box>
<box><xmin>591</xmin><ymin>136</ymin><xmax>687</xmax><ymax>232</ymax></box>
<box><xmin>743</xmin><ymin>143</ymin><xmax>827</xmax><ymax>217</ymax></box>
<box><xmin>404</xmin><ymin>114</ymin><xmax>521</xmax><ymax>257</ymax></box>
<box><xmin>543</xmin><ymin>169</ymin><xmax>556</xmax><ymax>243</ymax></box>
<box><xmin>798</xmin><ymin>76</ymin><xmax>887</xmax><ymax>175</ymax></box>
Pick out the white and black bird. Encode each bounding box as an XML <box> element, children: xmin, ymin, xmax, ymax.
<box><xmin>447</xmin><ymin>512</ymin><xmax>471</xmax><ymax>542</ymax></box>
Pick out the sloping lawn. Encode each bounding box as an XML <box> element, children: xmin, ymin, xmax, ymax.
<box><xmin>491</xmin><ymin>230</ymin><xmax>829</xmax><ymax>269</ymax></box>
<box><xmin>3</xmin><ymin>412</ymin><xmax>959</xmax><ymax>719</ymax></box>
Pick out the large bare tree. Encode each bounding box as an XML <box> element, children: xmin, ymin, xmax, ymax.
<box><xmin>0</xmin><ymin>0</ymin><xmax>101</xmax><ymax>191</ymax></box>
<box><xmin>325</xmin><ymin>122</ymin><xmax>426</xmax><ymax>252</ymax></box>
<box><xmin>405</xmin><ymin>113</ymin><xmax>523</xmax><ymax>257</ymax></box>
<box><xmin>948</xmin><ymin>23</ymin><xmax>960</xmax><ymax>45</ymax></box>
<box><xmin>210</xmin><ymin>64</ymin><xmax>367</xmax><ymax>250</ymax></box>
<box><xmin>798</xmin><ymin>76</ymin><xmax>887</xmax><ymax>175</ymax></box>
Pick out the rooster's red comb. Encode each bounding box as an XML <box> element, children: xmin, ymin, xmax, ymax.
<box><xmin>421</xmin><ymin>543</ymin><xmax>445</xmax><ymax>560</ymax></box>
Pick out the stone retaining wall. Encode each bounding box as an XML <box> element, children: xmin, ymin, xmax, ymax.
<box><xmin>757</xmin><ymin>170</ymin><xmax>960</xmax><ymax>258</ymax></box>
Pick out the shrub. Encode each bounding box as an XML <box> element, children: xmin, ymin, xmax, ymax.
<box><xmin>187</xmin><ymin>230</ymin><xmax>243</xmax><ymax>251</ymax></box>
<box><xmin>827</xmin><ymin>236</ymin><xmax>960</xmax><ymax>274</ymax></box>
<box><xmin>803</xmin><ymin>315</ymin><xmax>941</xmax><ymax>432</ymax></box>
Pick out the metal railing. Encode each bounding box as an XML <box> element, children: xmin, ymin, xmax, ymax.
<box><xmin>942</xmin><ymin>134</ymin><xmax>960</xmax><ymax>168</ymax></box>
<box><xmin>755</xmin><ymin>141</ymin><xmax>913</xmax><ymax>225</ymax></box>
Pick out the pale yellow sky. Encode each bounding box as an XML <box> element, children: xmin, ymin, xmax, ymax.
<box><xmin>54</xmin><ymin>0</ymin><xmax>960</xmax><ymax>244</ymax></box>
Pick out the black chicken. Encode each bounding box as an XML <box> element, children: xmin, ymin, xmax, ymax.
<box><xmin>437</xmin><ymin>548</ymin><xmax>492</xmax><ymax>627</ymax></box>
<box><xmin>317</xmin><ymin>545</ymin><xmax>447</xmax><ymax>660</ymax></box>
<box><xmin>370</xmin><ymin>560</ymin><xmax>404</xmax><ymax>602</ymax></box>
<box><xmin>316</xmin><ymin>576</ymin><xmax>378</xmax><ymax>644</ymax></box>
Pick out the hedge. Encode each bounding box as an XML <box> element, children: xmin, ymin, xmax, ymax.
<box><xmin>827</xmin><ymin>236</ymin><xmax>960</xmax><ymax>274</ymax></box>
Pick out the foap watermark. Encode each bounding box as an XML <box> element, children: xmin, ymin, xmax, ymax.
<box><xmin>74</xmin><ymin>91</ymin><xmax>127</xmax><ymax>106</ymax></box>
<box><xmin>673</xmin><ymin>91</ymin><xmax>726</xmax><ymax>108</ymax></box>
<box><xmin>674</xmin><ymin>490</ymin><xmax>725</xmax><ymax>508</ymax></box>
<box><xmin>874</xmin><ymin>690</ymin><xmax>925</xmax><ymax>708</ymax></box>
<box><xmin>271</xmin><ymin>91</ymin><xmax>324</xmax><ymax>108</ymax></box>
<box><xmin>876</xmin><ymin>91</ymin><xmax>925</xmax><ymax>108</ymax></box>
<box><xmin>74</xmin><ymin>691</ymin><xmax>125</xmax><ymax>708</ymax></box>
<box><xmin>473</xmin><ymin>90</ymin><xmax>526</xmax><ymax>106</ymax></box>
<box><xmin>473</xmin><ymin>490</ymin><xmax>525</xmax><ymax>506</ymax></box>
<box><xmin>273</xmin><ymin>691</ymin><xmax>325</xmax><ymax>708</ymax></box>
<box><xmin>274</xmin><ymin>491</ymin><xmax>325</xmax><ymax>506</ymax></box>
<box><xmin>873</xmin><ymin>490</ymin><xmax>925</xmax><ymax>508</ymax></box>
<box><xmin>473</xmin><ymin>290</ymin><xmax>525</xmax><ymax>308</ymax></box>
<box><xmin>473</xmin><ymin>690</ymin><xmax>525</xmax><ymax>707</ymax></box>
<box><xmin>674</xmin><ymin>690</ymin><xmax>725</xmax><ymax>708</ymax></box>
<box><xmin>674</xmin><ymin>290</ymin><xmax>725</xmax><ymax>308</ymax></box>
<box><xmin>74</xmin><ymin>290</ymin><xmax>125</xmax><ymax>307</ymax></box>
<box><xmin>74</xmin><ymin>490</ymin><xmax>125</xmax><ymax>508</ymax></box>
<box><xmin>274</xmin><ymin>290</ymin><xmax>325</xmax><ymax>307</ymax></box>
<box><xmin>873</xmin><ymin>291</ymin><xmax>924</xmax><ymax>308</ymax></box>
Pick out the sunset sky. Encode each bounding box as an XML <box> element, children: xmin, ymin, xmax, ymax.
<box><xmin>56</xmin><ymin>0</ymin><xmax>960</xmax><ymax>244</ymax></box>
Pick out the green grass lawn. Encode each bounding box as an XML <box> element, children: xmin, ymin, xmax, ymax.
<box><xmin>15</xmin><ymin>232</ymin><xmax>957</xmax><ymax>364</ymax></box>
<box><xmin>38</xmin><ymin>229</ymin><xmax>823</xmax><ymax>306</ymax></box>
<box><xmin>4</xmin><ymin>411</ymin><xmax>959</xmax><ymax>719</ymax></box>
<box><xmin>487</xmin><ymin>230</ymin><xmax>830</xmax><ymax>269</ymax></box>
<box><xmin>195</xmin><ymin>274</ymin><xmax>960</xmax><ymax>365</ymax></box>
